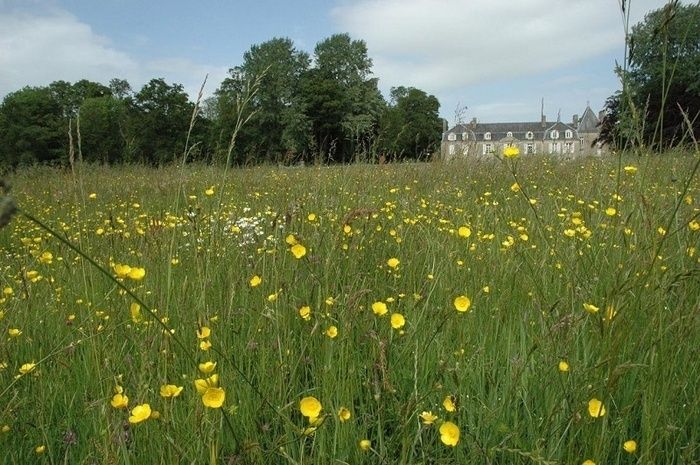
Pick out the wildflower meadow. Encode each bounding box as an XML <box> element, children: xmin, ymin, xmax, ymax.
<box><xmin>1</xmin><ymin>151</ymin><xmax>699</xmax><ymax>464</ymax></box>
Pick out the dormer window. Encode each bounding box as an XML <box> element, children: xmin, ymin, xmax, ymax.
<box><xmin>526</xmin><ymin>131</ymin><xmax>534</xmax><ymax>140</ymax></box>
<box><xmin>462</xmin><ymin>132</ymin><xmax>468</xmax><ymax>140</ymax></box>
<box><xmin>447</xmin><ymin>133</ymin><xmax>457</xmax><ymax>141</ymax></box>
<box><xmin>551</xmin><ymin>130</ymin><xmax>559</xmax><ymax>139</ymax></box>
<box><xmin>506</xmin><ymin>131</ymin><xmax>513</xmax><ymax>138</ymax></box>
<box><xmin>565</xmin><ymin>130</ymin><xmax>573</xmax><ymax>139</ymax></box>
<box><xmin>484</xmin><ymin>132</ymin><xmax>491</xmax><ymax>140</ymax></box>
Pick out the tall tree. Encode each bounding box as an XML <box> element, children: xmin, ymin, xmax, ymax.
<box><xmin>377</xmin><ymin>86</ymin><xmax>442</xmax><ymax>160</ymax></box>
<box><xmin>600</xmin><ymin>2</ymin><xmax>700</xmax><ymax>149</ymax></box>
<box><xmin>78</xmin><ymin>96</ymin><xmax>127</xmax><ymax>164</ymax></box>
<box><xmin>131</xmin><ymin>78</ymin><xmax>194</xmax><ymax>164</ymax></box>
<box><xmin>304</xmin><ymin>33</ymin><xmax>384</xmax><ymax>162</ymax></box>
<box><xmin>0</xmin><ymin>86</ymin><xmax>65</xmax><ymax>166</ymax></box>
<box><xmin>214</xmin><ymin>38</ymin><xmax>310</xmax><ymax>163</ymax></box>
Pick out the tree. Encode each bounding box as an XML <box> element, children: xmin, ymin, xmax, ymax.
<box><xmin>304</xmin><ymin>34</ymin><xmax>385</xmax><ymax>162</ymax></box>
<box><xmin>0</xmin><ymin>86</ymin><xmax>65</xmax><ymax>166</ymax></box>
<box><xmin>131</xmin><ymin>78</ymin><xmax>194</xmax><ymax>164</ymax></box>
<box><xmin>601</xmin><ymin>2</ymin><xmax>700</xmax><ymax>149</ymax></box>
<box><xmin>377</xmin><ymin>87</ymin><xmax>442</xmax><ymax>160</ymax></box>
<box><xmin>214</xmin><ymin>38</ymin><xmax>311</xmax><ymax>163</ymax></box>
<box><xmin>79</xmin><ymin>96</ymin><xmax>127</xmax><ymax>164</ymax></box>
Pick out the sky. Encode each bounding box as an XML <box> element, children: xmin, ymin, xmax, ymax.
<box><xmin>0</xmin><ymin>0</ymin><xmax>672</xmax><ymax>124</ymax></box>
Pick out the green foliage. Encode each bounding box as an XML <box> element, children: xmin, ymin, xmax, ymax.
<box><xmin>0</xmin><ymin>87</ymin><xmax>65</xmax><ymax>166</ymax></box>
<box><xmin>600</xmin><ymin>2</ymin><xmax>700</xmax><ymax>150</ymax></box>
<box><xmin>131</xmin><ymin>78</ymin><xmax>195</xmax><ymax>164</ymax></box>
<box><xmin>78</xmin><ymin>96</ymin><xmax>127</xmax><ymax>164</ymax></box>
<box><xmin>377</xmin><ymin>87</ymin><xmax>443</xmax><ymax>160</ymax></box>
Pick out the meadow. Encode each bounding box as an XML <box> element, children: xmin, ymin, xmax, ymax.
<box><xmin>0</xmin><ymin>153</ymin><xmax>699</xmax><ymax>464</ymax></box>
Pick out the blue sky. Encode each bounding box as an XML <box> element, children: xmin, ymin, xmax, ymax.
<box><xmin>0</xmin><ymin>0</ymin><xmax>671</xmax><ymax>123</ymax></box>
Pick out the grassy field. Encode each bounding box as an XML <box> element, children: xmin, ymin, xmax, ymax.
<box><xmin>0</xmin><ymin>153</ymin><xmax>699</xmax><ymax>464</ymax></box>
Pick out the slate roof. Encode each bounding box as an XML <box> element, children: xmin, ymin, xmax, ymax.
<box><xmin>577</xmin><ymin>105</ymin><xmax>600</xmax><ymax>133</ymax></box>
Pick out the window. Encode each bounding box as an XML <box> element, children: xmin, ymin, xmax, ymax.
<box><xmin>506</xmin><ymin>131</ymin><xmax>513</xmax><ymax>138</ymax></box>
<box><xmin>525</xmin><ymin>143</ymin><xmax>534</xmax><ymax>154</ymax></box>
<box><xmin>565</xmin><ymin>130</ymin><xmax>573</xmax><ymax>139</ymax></box>
<box><xmin>579</xmin><ymin>137</ymin><xmax>585</xmax><ymax>150</ymax></box>
<box><xmin>462</xmin><ymin>145</ymin><xmax>469</xmax><ymax>155</ymax></box>
<box><xmin>564</xmin><ymin>142</ymin><xmax>573</xmax><ymax>153</ymax></box>
<box><xmin>462</xmin><ymin>132</ymin><xmax>468</xmax><ymax>140</ymax></box>
<box><xmin>482</xmin><ymin>143</ymin><xmax>493</xmax><ymax>155</ymax></box>
<box><xmin>526</xmin><ymin>131</ymin><xmax>534</xmax><ymax>140</ymax></box>
<box><xmin>484</xmin><ymin>132</ymin><xmax>491</xmax><ymax>140</ymax></box>
<box><xmin>448</xmin><ymin>144</ymin><xmax>455</xmax><ymax>155</ymax></box>
<box><xmin>447</xmin><ymin>133</ymin><xmax>457</xmax><ymax>141</ymax></box>
<box><xmin>551</xmin><ymin>130</ymin><xmax>559</xmax><ymax>139</ymax></box>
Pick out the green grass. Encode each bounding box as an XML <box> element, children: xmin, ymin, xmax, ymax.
<box><xmin>1</xmin><ymin>154</ymin><xmax>699</xmax><ymax>464</ymax></box>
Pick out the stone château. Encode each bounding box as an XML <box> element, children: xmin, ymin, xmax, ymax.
<box><xmin>441</xmin><ymin>105</ymin><xmax>604</xmax><ymax>160</ymax></box>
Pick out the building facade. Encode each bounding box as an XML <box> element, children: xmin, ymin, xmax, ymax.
<box><xmin>441</xmin><ymin>105</ymin><xmax>604</xmax><ymax>160</ymax></box>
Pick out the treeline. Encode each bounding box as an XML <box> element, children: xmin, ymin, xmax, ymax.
<box><xmin>596</xmin><ymin>3</ymin><xmax>700</xmax><ymax>151</ymax></box>
<box><xmin>0</xmin><ymin>34</ymin><xmax>443</xmax><ymax>167</ymax></box>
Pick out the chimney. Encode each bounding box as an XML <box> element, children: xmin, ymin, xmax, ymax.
<box><xmin>572</xmin><ymin>114</ymin><xmax>579</xmax><ymax>127</ymax></box>
<box><xmin>541</xmin><ymin>114</ymin><xmax>546</xmax><ymax>128</ymax></box>
<box><xmin>470</xmin><ymin>117</ymin><xmax>477</xmax><ymax>129</ymax></box>
<box><xmin>442</xmin><ymin>119</ymin><xmax>448</xmax><ymax>133</ymax></box>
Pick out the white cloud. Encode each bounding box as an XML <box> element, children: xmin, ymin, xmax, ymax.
<box><xmin>332</xmin><ymin>0</ymin><xmax>670</xmax><ymax>94</ymax></box>
<box><xmin>0</xmin><ymin>8</ymin><xmax>225</xmax><ymax>100</ymax></box>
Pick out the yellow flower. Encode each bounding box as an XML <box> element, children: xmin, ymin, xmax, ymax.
<box><xmin>359</xmin><ymin>439</ymin><xmax>371</xmax><ymax>451</ymax></box>
<box><xmin>587</xmin><ymin>398</ymin><xmax>606</xmax><ymax>418</ymax></box>
<box><xmin>503</xmin><ymin>146</ymin><xmax>520</xmax><ymax>158</ymax></box>
<box><xmin>197</xmin><ymin>326</ymin><xmax>211</xmax><ymax>339</ymax></box>
<box><xmin>113</xmin><ymin>263</ymin><xmax>132</xmax><ymax>278</ymax></box>
<box><xmin>439</xmin><ymin>421</ymin><xmax>460</xmax><ymax>446</ymax></box>
<box><xmin>623</xmin><ymin>439</ymin><xmax>637</xmax><ymax>453</ymax></box>
<box><xmin>128</xmin><ymin>403</ymin><xmax>152</xmax><ymax>424</ymax></box>
<box><xmin>8</xmin><ymin>328</ymin><xmax>21</xmax><ymax>338</ymax></box>
<box><xmin>387</xmin><ymin>257</ymin><xmax>400</xmax><ymax>269</ymax></box>
<box><xmin>160</xmin><ymin>384</ymin><xmax>184</xmax><ymax>398</ymax></box>
<box><xmin>443</xmin><ymin>395</ymin><xmax>457</xmax><ymax>412</ymax></box>
<box><xmin>249</xmin><ymin>275</ymin><xmax>262</xmax><ymax>287</ymax></box>
<box><xmin>127</xmin><ymin>267</ymin><xmax>146</xmax><ymax>280</ymax></box>
<box><xmin>299</xmin><ymin>396</ymin><xmax>322</xmax><ymax>419</ymax></box>
<box><xmin>39</xmin><ymin>251</ymin><xmax>53</xmax><ymax>264</ymax></box>
<box><xmin>290</xmin><ymin>243</ymin><xmax>307</xmax><ymax>259</ymax></box>
<box><xmin>583</xmin><ymin>303</ymin><xmax>599</xmax><ymax>314</ymax></box>
<box><xmin>371</xmin><ymin>301</ymin><xmax>388</xmax><ymax>316</ymax></box>
<box><xmin>453</xmin><ymin>295</ymin><xmax>471</xmax><ymax>312</ymax></box>
<box><xmin>1</xmin><ymin>424</ymin><xmax>10</xmax><ymax>433</ymax></box>
<box><xmin>390</xmin><ymin>313</ymin><xmax>406</xmax><ymax>329</ymax></box>
<box><xmin>298</xmin><ymin>306</ymin><xmax>311</xmax><ymax>321</ymax></box>
<box><xmin>199</xmin><ymin>340</ymin><xmax>212</xmax><ymax>351</ymax></box>
<box><xmin>110</xmin><ymin>393</ymin><xmax>129</xmax><ymax>409</ymax></box>
<box><xmin>689</xmin><ymin>220</ymin><xmax>700</xmax><ymax>231</ymax></box>
<box><xmin>559</xmin><ymin>360</ymin><xmax>570</xmax><ymax>372</ymax></box>
<box><xmin>202</xmin><ymin>387</ymin><xmax>226</xmax><ymax>408</ymax></box>
<box><xmin>582</xmin><ymin>460</ymin><xmax>596</xmax><ymax>465</ymax></box>
<box><xmin>338</xmin><ymin>407</ymin><xmax>351</xmax><ymax>422</ymax></box>
<box><xmin>130</xmin><ymin>302</ymin><xmax>142</xmax><ymax>323</ymax></box>
<box><xmin>325</xmin><ymin>325</ymin><xmax>338</xmax><ymax>338</ymax></box>
<box><xmin>194</xmin><ymin>374</ymin><xmax>219</xmax><ymax>394</ymax></box>
<box><xmin>419</xmin><ymin>411</ymin><xmax>438</xmax><ymax>425</ymax></box>
<box><xmin>657</xmin><ymin>226</ymin><xmax>666</xmax><ymax>236</ymax></box>
<box><xmin>307</xmin><ymin>213</ymin><xmax>317</xmax><ymax>222</ymax></box>
<box><xmin>19</xmin><ymin>362</ymin><xmax>36</xmax><ymax>375</ymax></box>
<box><xmin>623</xmin><ymin>165</ymin><xmax>637</xmax><ymax>174</ymax></box>
<box><xmin>285</xmin><ymin>234</ymin><xmax>298</xmax><ymax>245</ymax></box>
<box><xmin>198</xmin><ymin>361</ymin><xmax>217</xmax><ymax>374</ymax></box>
<box><xmin>205</xmin><ymin>187</ymin><xmax>214</xmax><ymax>196</ymax></box>
<box><xmin>510</xmin><ymin>182</ymin><xmax>521</xmax><ymax>192</ymax></box>
<box><xmin>605</xmin><ymin>207</ymin><xmax>617</xmax><ymax>217</ymax></box>
<box><xmin>458</xmin><ymin>226</ymin><xmax>472</xmax><ymax>238</ymax></box>
<box><xmin>88</xmin><ymin>192</ymin><xmax>97</xmax><ymax>199</ymax></box>
<box><xmin>35</xmin><ymin>445</ymin><xmax>46</xmax><ymax>454</ymax></box>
